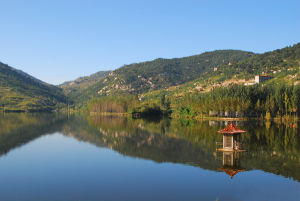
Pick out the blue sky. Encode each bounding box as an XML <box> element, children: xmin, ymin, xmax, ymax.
<box><xmin>0</xmin><ymin>0</ymin><xmax>299</xmax><ymax>85</ymax></box>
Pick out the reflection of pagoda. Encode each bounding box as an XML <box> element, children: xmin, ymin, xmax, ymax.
<box><xmin>218</xmin><ymin>152</ymin><xmax>246</xmax><ymax>179</ymax></box>
<box><xmin>216</xmin><ymin>122</ymin><xmax>246</xmax><ymax>152</ymax></box>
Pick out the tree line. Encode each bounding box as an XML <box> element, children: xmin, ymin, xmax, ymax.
<box><xmin>173</xmin><ymin>84</ymin><xmax>300</xmax><ymax>118</ymax></box>
<box><xmin>88</xmin><ymin>83</ymin><xmax>300</xmax><ymax>119</ymax></box>
<box><xmin>88</xmin><ymin>93</ymin><xmax>171</xmax><ymax>117</ymax></box>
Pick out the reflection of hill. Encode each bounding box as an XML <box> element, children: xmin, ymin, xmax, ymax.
<box><xmin>1</xmin><ymin>114</ymin><xmax>300</xmax><ymax>182</ymax></box>
<box><xmin>0</xmin><ymin>113</ymin><xmax>68</xmax><ymax>155</ymax></box>
<box><xmin>60</xmin><ymin>114</ymin><xmax>106</xmax><ymax>147</ymax></box>
<box><xmin>61</xmin><ymin>115</ymin><xmax>221</xmax><ymax>170</ymax></box>
<box><xmin>84</xmin><ymin>116</ymin><xmax>300</xmax><ymax>181</ymax></box>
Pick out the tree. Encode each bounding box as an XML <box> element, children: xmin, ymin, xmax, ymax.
<box><xmin>284</xmin><ymin>92</ymin><xmax>289</xmax><ymax>115</ymax></box>
<box><xmin>256</xmin><ymin>99</ymin><xmax>261</xmax><ymax>117</ymax></box>
<box><xmin>292</xmin><ymin>86</ymin><xmax>300</xmax><ymax>116</ymax></box>
<box><xmin>160</xmin><ymin>94</ymin><xmax>166</xmax><ymax>108</ymax></box>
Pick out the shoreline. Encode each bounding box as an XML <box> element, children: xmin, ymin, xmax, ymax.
<box><xmin>2</xmin><ymin>110</ymin><xmax>299</xmax><ymax>122</ymax></box>
<box><xmin>89</xmin><ymin>112</ymin><xmax>299</xmax><ymax>121</ymax></box>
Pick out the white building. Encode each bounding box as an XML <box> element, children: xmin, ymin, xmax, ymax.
<box><xmin>255</xmin><ymin>75</ymin><xmax>272</xmax><ymax>83</ymax></box>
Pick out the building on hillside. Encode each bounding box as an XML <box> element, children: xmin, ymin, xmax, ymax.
<box><xmin>255</xmin><ymin>75</ymin><xmax>272</xmax><ymax>83</ymax></box>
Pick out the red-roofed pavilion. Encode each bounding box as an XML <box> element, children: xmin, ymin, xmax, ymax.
<box><xmin>216</xmin><ymin>122</ymin><xmax>246</xmax><ymax>152</ymax></box>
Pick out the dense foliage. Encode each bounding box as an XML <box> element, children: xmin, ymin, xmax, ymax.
<box><xmin>88</xmin><ymin>95</ymin><xmax>139</xmax><ymax>113</ymax></box>
<box><xmin>87</xmin><ymin>83</ymin><xmax>300</xmax><ymax>119</ymax></box>
<box><xmin>173</xmin><ymin>84</ymin><xmax>300</xmax><ymax>118</ymax></box>
<box><xmin>88</xmin><ymin>93</ymin><xmax>172</xmax><ymax>116</ymax></box>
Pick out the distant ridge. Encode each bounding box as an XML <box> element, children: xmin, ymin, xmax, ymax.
<box><xmin>64</xmin><ymin>50</ymin><xmax>254</xmax><ymax>106</ymax></box>
<box><xmin>60</xmin><ymin>70</ymin><xmax>111</xmax><ymax>95</ymax></box>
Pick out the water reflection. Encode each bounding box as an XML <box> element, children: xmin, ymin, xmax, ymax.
<box><xmin>217</xmin><ymin>152</ymin><xmax>246</xmax><ymax>179</ymax></box>
<box><xmin>87</xmin><ymin>115</ymin><xmax>300</xmax><ymax>181</ymax></box>
<box><xmin>0</xmin><ymin>113</ymin><xmax>68</xmax><ymax>155</ymax></box>
<box><xmin>0</xmin><ymin>113</ymin><xmax>300</xmax><ymax>182</ymax></box>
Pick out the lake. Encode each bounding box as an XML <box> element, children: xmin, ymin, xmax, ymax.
<box><xmin>0</xmin><ymin>113</ymin><xmax>299</xmax><ymax>201</ymax></box>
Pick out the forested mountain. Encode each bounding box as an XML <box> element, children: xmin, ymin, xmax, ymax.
<box><xmin>87</xmin><ymin>43</ymin><xmax>300</xmax><ymax>118</ymax></box>
<box><xmin>196</xmin><ymin>42</ymin><xmax>300</xmax><ymax>85</ymax></box>
<box><xmin>139</xmin><ymin>43</ymin><xmax>300</xmax><ymax>103</ymax></box>
<box><xmin>68</xmin><ymin>50</ymin><xmax>254</xmax><ymax>106</ymax></box>
<box><xmin>107</xmin><ymin>50</ymin><xmax>253</xmax><ymax>93</ymax></box>
<box><xmin>68</xmin><ymin>43</ymin><xmax>300</xmax><ymax>108</ymax></box>
<box><xmin>0</xmin><ymin>62</ymin><xmax>66</xmax><ymax>112</ymax></box>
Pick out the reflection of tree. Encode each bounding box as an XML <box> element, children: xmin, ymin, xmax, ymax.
<box><xmin>0</xmin><ymin>113</ymin><xmax>68</xmax><ymax>156</ymax></box>
<box><xmin>61</xmin><ymin>114</ymin><xmax>107</xmax><ymax>147</ymax></box>
<box><xmin>85</xmin><ymin>116</ymin><xmax>300</xmax><ymax>181</ymax></box>
<box><xmin>1</xmin><ymin>114</ymin><xmax>300</xmax><ymax>182</ymax></box>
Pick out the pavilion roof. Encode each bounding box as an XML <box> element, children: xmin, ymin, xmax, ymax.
<box><xmin>218</xmin><ymin>123</ymin><xmax>246</xmax><ymax>134</ymax></box>
<box><xmin>218</xmin><ymin>167</ymin><xmax>245</xmax><ymax>179</ymax></box>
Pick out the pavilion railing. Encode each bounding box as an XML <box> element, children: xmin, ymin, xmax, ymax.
<box><xmin>234</xmin><ymin>142</ymin><xmax>247</xmax><ymax>150</ymax></box>
<box><xmin>216</xmin><ymin>142</ymin><xmax>247</xmax><ymax>150</ymax></box>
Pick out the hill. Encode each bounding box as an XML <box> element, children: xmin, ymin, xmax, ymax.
<box><xmin>67</xmin><ymin>50</ymin><xmax>254</xmax><ymax>107</ymax></box>
<box><xmin>196</xmin><ymin>42</ymin><xmax>300</xmax><ymax>86</ymax></box>
<box><xmin>87</xmin><ymin>43</ymin><xmax>300</xmax><ymax>119</ymax></box>
<box><xmin>68</xmin><ymin>43</ymin><xmax>300</xmax><ymax>108</ymax></box>
<box><xmin>0</xmin><ymin>62</ymin><xmax>66</xmax><ymax>112</ymax></box>
<box><xmin>140</xmin><ymin>43</ymin><xmax>300</xmax><ymax>101</ymax></box>
<box><xmin>96</xmin><ymin>50</ymin><xmax>254</xmax><ymax>94</ymax></box>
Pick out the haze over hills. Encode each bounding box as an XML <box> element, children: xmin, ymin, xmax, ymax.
<box><xmin>0</xmin><ymin>62</ymin><xmax>66</xmax><ymax>112</ymax></box>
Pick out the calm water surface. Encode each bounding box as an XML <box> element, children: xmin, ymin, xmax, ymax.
<box><xmin>0</xmin><ymin>113</ymin><xmax>299</xmax><ymax>201</ymax></box>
